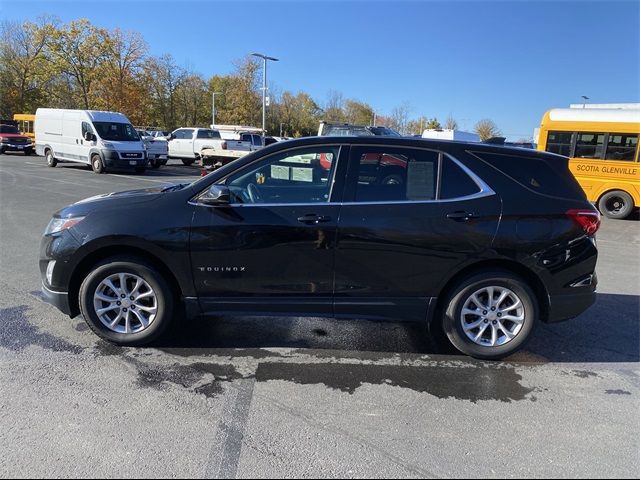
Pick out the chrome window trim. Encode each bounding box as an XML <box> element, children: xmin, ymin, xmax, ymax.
<box><xmin>191</xmin><ymin>142</ymin><xmax>496</xmax><ymax>207</ymax></box>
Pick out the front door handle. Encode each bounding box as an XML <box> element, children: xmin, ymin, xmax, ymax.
<box><xmin>446</xmin><ymin>211</ymin><xmax>479</xmax><ymax>222</ymax></box>
<box><xmin>297</xmin><ymin>214</ymin><xmax>332</xmax><ymax>225</ymax></box>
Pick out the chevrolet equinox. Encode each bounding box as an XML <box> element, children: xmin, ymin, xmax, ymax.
<box><xmin>40</xmin><ymin>137</ymin><xmax>600</xmax><ymax>359</ymax></box>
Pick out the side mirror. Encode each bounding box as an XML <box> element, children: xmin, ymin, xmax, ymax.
<box><xmin>167</xmin><ymin>133</ymin><xmax>175</xmax><ymax>141</ymax></box>
<box><xmin>84</xmin><ymin>132</ymin><xmax>96</xmax><ymax>141</ymax></box>
<box><xmin>199</xmin><ymin>185</ymin><xmax>230</xmax><ymax>205</ymax></box>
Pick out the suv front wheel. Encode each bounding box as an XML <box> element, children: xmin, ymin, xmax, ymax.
<box><xmin>79</xmin><ymin>256</ymin><xmax>174</xmax><ymax>346</ymax></box>
<box><xmin>441</xmin><ymin>271</ymin><xmax>537</xmax><ymax>360</ymax></box>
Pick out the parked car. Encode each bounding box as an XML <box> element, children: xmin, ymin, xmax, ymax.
<box><xmin>0</xmin><ymin>124</ymin><xmax>34</xmax><ymax>155</ymax></box>
<box><xmin>35</xmin><ymin>109</ymin><xmax>148</xmax><ymax>173</ymax></box>
<box><xmin>167</xmin><ymin>127</ymin><xmax>252</xmax><ymax>166</ymax></box>
<box><xmin>39</xmin><ymin>136</ymin><xmax>599</xmax><ymax>359</ymax></box>
<box><xmin>136</xmin><ymin>129</ymin><xmax>168</xmax><ymax>168</ymax></box>
<box><xmin>148</xmin><ymin>130</ymin><xmax>170</xmax><ymax>140</ymax></box>
<box><xmin>318</xmin><ymin>121</ymin><xmax>402</xmax><ymax>137</ymax></box>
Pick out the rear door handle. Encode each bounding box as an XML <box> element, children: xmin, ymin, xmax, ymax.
<box><xmin>446</xmin><ymin>211</ymin><xmax>479</xmax><ymax>222</ymax></box>
<box><xmin>297</xmin><ymin>214</ymin><xmax>332</xmax><ymax>225</ymax></box>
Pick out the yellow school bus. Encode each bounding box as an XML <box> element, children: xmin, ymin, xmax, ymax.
<box><xmin>13</xmin><ymin>113</ymin><xmax>35</xmax><ymax>140</ymax></box>
<box><xmin>538</xmin><ymin>108</ymin><xmax>640</xmax><ymax>219</ymax></box>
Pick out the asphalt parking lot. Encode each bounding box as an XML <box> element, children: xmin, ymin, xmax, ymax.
<box><xmin>0</xmin><ymin>152</ymin><xmax>638</xmax><ymax>478</ymax></box>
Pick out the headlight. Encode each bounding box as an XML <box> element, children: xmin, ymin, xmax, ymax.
<box><xmin>44</xmin><ymin>216</ymin><xmax>85</xmax><ymax>235</ymax></box>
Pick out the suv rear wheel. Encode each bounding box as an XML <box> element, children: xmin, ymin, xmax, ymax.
<box><xmin>598</xmin><ymin>190</ymin><xmax>634</xmax><ymax>219</ymax></box>
<box><xmin>441</xmin><ymin>271</ymin><xmax>537</xmax><ymax>359</ymax></box>
<box><xmin>79</xmin><ymin>256</ymin><xmax>174</xmax><ymax>346</ymax></box>
<box><xmin>182</xmin><ymin>158</ymin><xmax>195</xmax><ymax>166</ymax></box>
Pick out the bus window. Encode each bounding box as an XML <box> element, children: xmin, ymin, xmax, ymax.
<box><xmin>574</xmin><ymin>132</ymin><xmax>605</xmax><ymax>159</ymax></box>
<box><xmin>605</xmin><ymin>134</ymin><xmax>638</xmax><ymax>161</ymax></box>
<box><xmin>546</xmin><ymin>131</ymin><xmax>573</xmax><ymax>156</ymax></box>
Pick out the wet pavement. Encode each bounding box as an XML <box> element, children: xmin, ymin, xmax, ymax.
<box><xmin>1</xmin><ymin>153</ymin><xmax>638</xmax><ymax>478</ymax></box>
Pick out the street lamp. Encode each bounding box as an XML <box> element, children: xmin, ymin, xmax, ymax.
<box><xmin>212</xmin><ymin>92</ymin><xmax>222</xmax><ymax>127</ymax></box>
<box><xmin>252</xmin><ymin>52</ymin><xmax>279</xmax><ymax>136</ymax></box>
<box><xmin>581</xmin><ymin>95</ymin><xmax>589</xmax><ymax>109</ymax></box>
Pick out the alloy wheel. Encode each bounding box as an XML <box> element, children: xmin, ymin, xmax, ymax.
<box><xmin>460</xmin><ymin>286</ymin><xmax>525</xmax><ymax>347</ymax></box>
<box><xmin>93</xmin><ymin>273</ymin><xmax>158</xmax><ymax>334</ymax></box>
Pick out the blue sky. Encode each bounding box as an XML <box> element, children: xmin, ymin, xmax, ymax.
<box><xmin>3</xmin><ymin>0</ymin><xmax>639</xmax><ymax>140</ymax></box>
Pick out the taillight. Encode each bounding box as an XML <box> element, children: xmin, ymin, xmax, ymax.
<box><xmin>566</xmin><ymin>209</ymin><xmax>601</xmax><ymax>236</ymax></box>
<box><xmin>221</xmin><ymin>141</ymin><xmax>227</xmax><ymax>150</ymax></box>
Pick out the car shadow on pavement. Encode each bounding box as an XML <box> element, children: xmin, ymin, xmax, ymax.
<box><xmin>154</xmin><ymin>293</ymin><xmax>639</xmax><ymax>364</ymax></box>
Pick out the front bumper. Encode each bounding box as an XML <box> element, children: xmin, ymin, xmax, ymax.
<box><xmin>41</xmin><ymin>282</ymin><xmax>72</xmax><ymax>316</ymax></box>
<box><xmin>101</xmin><ymin>149</ymin><xmax>148</xmax><ymax>168</ymax></box>
<box><xmin>1</xmin><ymin>142</ymin><xmax>32</xmax><ymax>151</ymax></box>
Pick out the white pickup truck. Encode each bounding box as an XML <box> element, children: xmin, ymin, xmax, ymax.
<box><xmin>137</xmin><ymin>129</ymin><xmax>168</xmax><ymax>168</ymax></box>
<box><xmin>167</xmin><ymin>127</ymin><xmax>252</xmax><ymax>166</ymax></box>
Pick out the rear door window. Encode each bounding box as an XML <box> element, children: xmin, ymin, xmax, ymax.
<box><xmin>348</xmin><ymin>147</ymin><xmax>438</xmax><ymax>202</ymax></box>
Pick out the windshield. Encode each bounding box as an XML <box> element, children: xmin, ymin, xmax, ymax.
<box><xmin>93</xmin><ymin>122</ymin><xmax>139</xmax><ymax>141</ymax></box>
<box><xmin>369</xmin><ymin>126</ymin><xmax>402</xmax><ymax>137</ymax></box>
<box><xmin>0</xmin><ymin>125</ymin><xmax>19</xmax><ymax>134</ymax></box>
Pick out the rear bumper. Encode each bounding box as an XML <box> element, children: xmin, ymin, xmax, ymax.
<box><xmin>41</xmin><ymin>282</ymin><xmax>72</xmax><ymax>317</ymax></box>
<box><xmin>546</xmin><ymin>288</ymin><xmax>597</xmax><ymax>323</ymax></box>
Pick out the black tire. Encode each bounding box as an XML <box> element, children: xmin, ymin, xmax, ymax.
<box><xmin>0</xmin><ymin>147</ymin><xmax>5</xmax><ymax>155</ymax></box>
<box><xmin>182</xmin><ymin>158</ymin><xmax>195</xmax><ymax>166</ymax></box>
<box><xmin>91</xmin><ymin>153</ymin><xmax>105</xmax><ymax>174</ymax></box>
<box><xmin>78</xmin><ymin>256</ymin><xmax>174</xmax><ymax>346</ymax></box>
<box><xmin>45</xmin><ymin>149</ymin><xmax>57</xmax><ymax>167</ymax></box>
<box><xmin>440</xmin><ymin>271</ymin><xmax>538</xmax><ymax>360</ymax></box>
<box><xmin>598</xmin><ymin>190</ymin><xmax>634</xmax><ymax>219</ymax></box>
<box><xmin>161</xmin><ymin>159</ymin><xmax>168</xmax><ymax>165</ymax></box>
<box><xmin>151</xmin><ymin>159</ymin><xmax>161</xmax><ymax>169</ymax></box>
<box><xmin>24</xmin><ymin>148</ymin><xmax>33</xmax><ymax>156</ymax></box>
<box><xmin>135</xmin><ymin>167</ymin><xmax>146</xmax><ymax>174</ymax></box>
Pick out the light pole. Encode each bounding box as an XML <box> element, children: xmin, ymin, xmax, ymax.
<box><xmin>212</xmin><ymin>92</ymin><xmax>222</xmax><ymax>127</ymax></box>
<box><xmin>581</xmin><ymin>95</ymin><xmax>589</xmax><ymax>108</ymax></box>
<box><xmin>252</xmin><ymin>52</ymin><xmax>279</xmax><ymax>136</ymax></box>
<box><xmin>280</xmin><ymin>122</ymin><xmax>284</xmax><ymax>137</ymax></box>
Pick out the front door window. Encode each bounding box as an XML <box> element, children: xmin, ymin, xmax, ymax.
<box><xmin>224</xmin><ymin>146</ymin><xmax>340</xmax><ymax>204</ymax></box>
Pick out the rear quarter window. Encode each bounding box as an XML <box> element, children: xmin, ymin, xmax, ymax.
<box><xmin>470</xmin><ymin>151</ymin><xmax>585</xmax><ymax>199</ymax></box>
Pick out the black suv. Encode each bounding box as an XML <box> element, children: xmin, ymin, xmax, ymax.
<box><xmin>40</xmin><ymin>137</ymin><xmax>599</xmax><ymax>359</ymax></box>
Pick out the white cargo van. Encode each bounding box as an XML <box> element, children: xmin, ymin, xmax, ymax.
<box><xmin>35</xmin><ymin>109</ymin><xmax>148</xmax><ymax>173</ymax></box>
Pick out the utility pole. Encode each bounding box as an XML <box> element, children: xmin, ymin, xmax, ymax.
<box><xmin>252</xmin><ymin>53</ymin><xmax>279</xmax><ymax>136</ymax></box>
<box><xmin>212</xmin><ymin>92</ymin><xmax>222</xmax><ymax>127</ymax></box>
<box><xmin>280</xmin><ymin>123</ymin><xmax>284</xmax><ymax>137</ymax></box>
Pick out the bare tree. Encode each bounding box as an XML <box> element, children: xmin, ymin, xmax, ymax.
<box><xmin>323</xmin><ymin>90</ymin><xmax>345</xmax><ymax>122</ymax></box>
<box><xmin>444</xmin><ymin>115</ymin><xmax>458</xmax><ymax>130</ymax></box>
<box><xmin>474</xmin><ymin>118</ymin><xmax>501</xmax><ymax>141</ymax></box>
<box><xmin>389</xmin><ymin>102</ymin><xmax>412</xmax><ymax>135</ymax></box>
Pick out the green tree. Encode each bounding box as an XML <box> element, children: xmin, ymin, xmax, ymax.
<box><xmin>140</xmin><ymin>54</ymin><xmax>186</xmax><ymax>129</ymax></box>
<box><xmin>97</xmin><ymin>28</ymin><xmax>147</xmax><ymax>119</ymax></box>
<box><xmin>0</xmin><ymin>17</ymin><xmax>56</xmax><ymax>116</ymax></box>
<box><xmin>343</xmin><ymin>99</ymin><xmax>374</xmax><ymax>126</ymax></box>
<box><xmin>48</xmin><ymin>19</ymin><xmax>111</xmax><ymax>109</ymax></box>
<box><xmin>273</xmin><ymin>90</ymin><xmax>322</xmax><ymax>136</ymax></box>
